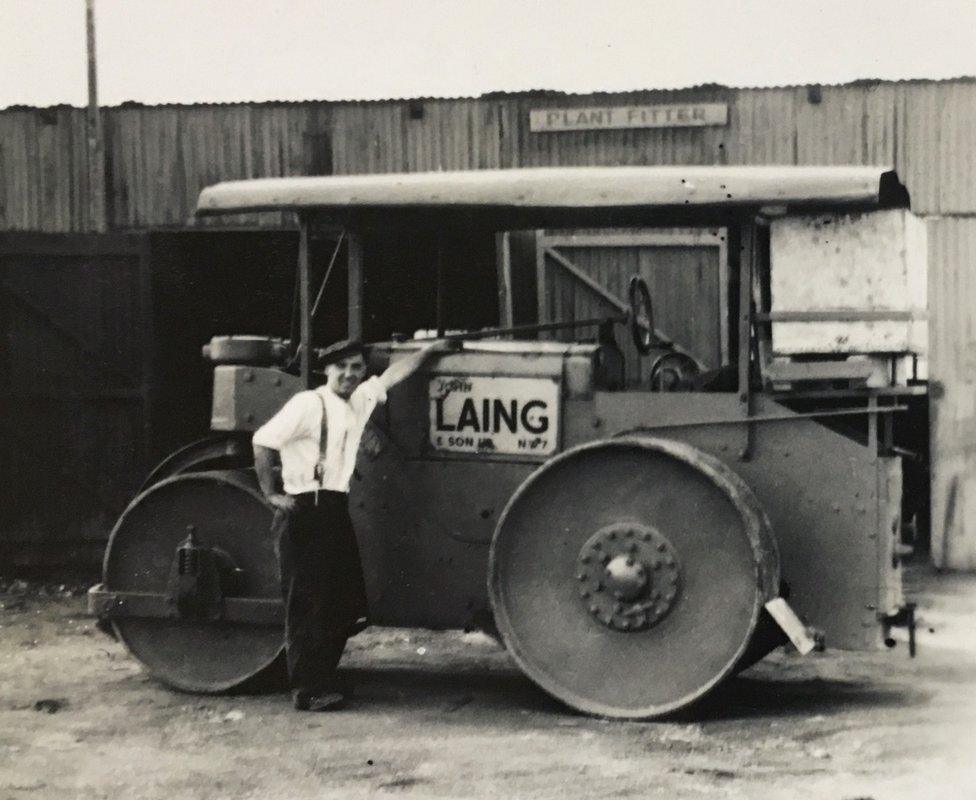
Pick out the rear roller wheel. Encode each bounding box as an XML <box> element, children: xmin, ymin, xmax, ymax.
<box><xmin>488</xmin><ymin>436</ymin><xmax>779</xmax><ymax>719</ymax></box>
<box><xmin>103</xmin><ymin>469</ymin><xmax>283</xmax><ymax>693</ymax></box>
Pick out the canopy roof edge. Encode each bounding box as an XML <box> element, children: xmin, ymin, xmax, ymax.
<box><xmin>196</xmin><ymin>166</ymin><xmax>909</xmax><ymax>223</ymax></box>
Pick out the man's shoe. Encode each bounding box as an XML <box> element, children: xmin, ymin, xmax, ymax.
<box><xmin>292</xmin><ymin>688</ymin><xmax>346</xmax><ymax>712</ymax></box>
<box><xmin>306</xmin><ymin>691</ymin><xmax>346</xmax><ymax>712</ymax></box>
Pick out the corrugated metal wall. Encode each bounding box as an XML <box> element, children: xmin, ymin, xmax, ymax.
<box><xmin>928</xmin><ymin>217</ymin><xmax>976</xmax><ymax>569</ymax></box>
<box><xmin>0</xmin><ymin>107</ymin><xmax>93</xmax><ymax>232</ymax></box>
<box><xmin>4</xmin><ymin>82</ymin><xmax>976</xmax><ymax>227</ymax></box>
<box><xmin>2</xmin><ymin>79</ymin><xmax>975</xmax><ymax>567</ymax></box>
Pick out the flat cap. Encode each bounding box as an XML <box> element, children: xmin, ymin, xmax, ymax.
<box><xmin>318</xmin><ymin>338</ymin><xmax>367</xmax><ymax>367</ymax></box>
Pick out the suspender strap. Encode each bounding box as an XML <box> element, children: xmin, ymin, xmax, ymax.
<box><xmin>315</xmin><ymin>391</ymin><xmax>328</xmax><ymax>503</ymax></box>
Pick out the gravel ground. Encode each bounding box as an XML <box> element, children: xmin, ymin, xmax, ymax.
<box><xmin>1</xmin><ymin>564</ymin><xmax>974</xmax><ymax>800</ymax></box>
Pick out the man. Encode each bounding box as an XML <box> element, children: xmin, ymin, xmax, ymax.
<box><xmin>252</xmin><ymin>337</ymin><xmax>452</xmax><ymax>711</ymax></box>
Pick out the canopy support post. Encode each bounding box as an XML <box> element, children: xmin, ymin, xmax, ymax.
<box><xmin>737</xmin><ymin>219</ymin><xmax>756</xmax><ymax>460</ymax></box>
<box><xmin>495</xmin><ymin>232</ymin><xmax>514</xmax><ymax>330</ymax></box>
<box><xmin>298</xmin><ymin>213</ymin><xmax>312</xmax><ymax>388</ymax></box>
<box><xmin>347</xmin><ymin>232</ymin><xmax>363</xmax><ymax>340</ymax></box>
<box><xmin>436</xmin><ymin>239</ymin><xmax>446</xmax><ymax>337</ymax></box>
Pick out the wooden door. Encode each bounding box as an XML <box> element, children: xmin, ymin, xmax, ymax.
<box><xmin>535</xmin><ymin>229</ymin><xmax>728</xmax><ymax>386</ymax></box>
<box><xmin>0</xmin><ymin>232</ymin><xmax>152</xmax><ymax>566</ymax></box>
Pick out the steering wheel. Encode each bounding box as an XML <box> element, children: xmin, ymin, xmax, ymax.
<box><xmin>628</xmin><ymin>275</ymin><xmax>657</xmax><ymax>354</ymax></box>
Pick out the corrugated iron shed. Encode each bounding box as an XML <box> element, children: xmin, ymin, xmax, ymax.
<box><xmin>2</xmin><ymin>78</ymin><xmax>975</xmax><ymax>569</ymax></box>
<box><xmin>3</xmin><ymin>80</ymin><xmax>976</xmax><ymax>231</ymax></box>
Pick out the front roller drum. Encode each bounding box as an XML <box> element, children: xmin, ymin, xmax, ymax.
<box><xmin>102</xmin><ymin>470</ymin><xmax>283</xmax><ymax>693</ymax></box>
<box><xmin>139</xmin><ymin>432</ymin><xmax>253</xmax><ymax>492</ymax></box>
<box><xmin>488</xmin><ymin>436</ymin><xmax>779</xmax><ymax>719</ymax></box>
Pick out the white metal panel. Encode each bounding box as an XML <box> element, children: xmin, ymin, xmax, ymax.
<box><xmin>769</xmin><ymin>209</ymin><xmax>927</xmax><ymax>355</ymax></box>
<box><xmin>772</xmin><ymin>321</ymin><xmax>927</xmax><ymax>355</ymax></box>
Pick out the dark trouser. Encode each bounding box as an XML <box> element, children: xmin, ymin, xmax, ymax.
<box><xmin>273</xmin><ymin>490</ymin><xmax>368</xmax><ymax>695</ymax></box>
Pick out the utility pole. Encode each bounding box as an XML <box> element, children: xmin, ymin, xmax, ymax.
<box><xmin>86</xmin><ymin>0</ymin><xmax>106</xmax><ymax>231</ymax></box>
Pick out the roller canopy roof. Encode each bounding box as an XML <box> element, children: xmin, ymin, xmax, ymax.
<box><xmin>196</xmin><ymin>166</ymin><xmax>909</xmax><ymax>226</ymax></box>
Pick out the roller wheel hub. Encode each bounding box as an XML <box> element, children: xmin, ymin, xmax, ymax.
<box><xmin>576</xmin><ymin>523</ymin><xmax>680</xmax><ymax>631</ymax></box>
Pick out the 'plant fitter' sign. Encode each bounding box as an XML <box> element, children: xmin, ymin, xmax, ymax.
<box><xmin>530</xmin><ymin>103</ymin><xmax>728</xmax><ymax>133</ymax></box>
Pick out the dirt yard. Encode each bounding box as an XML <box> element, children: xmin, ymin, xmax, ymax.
<box><xmin>1</xmin><ymin>565</ymin><xmax>974</xmax><ymax>800</ymax></box>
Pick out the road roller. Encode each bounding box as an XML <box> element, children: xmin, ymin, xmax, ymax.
<box><xmin>90</xmin><ymin>166</ymin><xmax>925</xmax><ymax>718</ymax></box>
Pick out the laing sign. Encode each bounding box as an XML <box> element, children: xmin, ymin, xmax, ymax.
<box><xmin>429</xmin><ymin>375</ymin><xmax>560</xmax><ymax>456</ymax></box>
<box><xmin>530</xmin><ymin>103</ymin><xmax>728</xmax><ymax>133</ymax></box>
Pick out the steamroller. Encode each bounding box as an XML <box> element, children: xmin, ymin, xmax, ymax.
<box><xmin>92</xmin><ymin>166</ymin><xmax>923</xmax><ymax>717</ymax></box>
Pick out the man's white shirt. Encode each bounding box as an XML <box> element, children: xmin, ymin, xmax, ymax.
<box><xmin>252</xmin><ymin>376</ymin><xmax>387</xmax><ymax>495</ymax></box>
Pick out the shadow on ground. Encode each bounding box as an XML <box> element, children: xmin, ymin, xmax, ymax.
<box><xmin>327</xmin><ymin>659</ymin><xmax>927</xmax><ymax>724</ymax></box>
<box><xmin>695</xmin><ymin>673</ymin><xmax>927</xmax><ymax>721</ymax></box>
<box><xmin>341</xmin><ymin>664</ymin><xmax>566</xmax><ymax>714</ymax></box>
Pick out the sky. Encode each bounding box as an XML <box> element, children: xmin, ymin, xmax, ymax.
<box><xmin>1</xmin><ymin>0</ymin><xmax>975</xmax><ymax>109</ymax></box>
